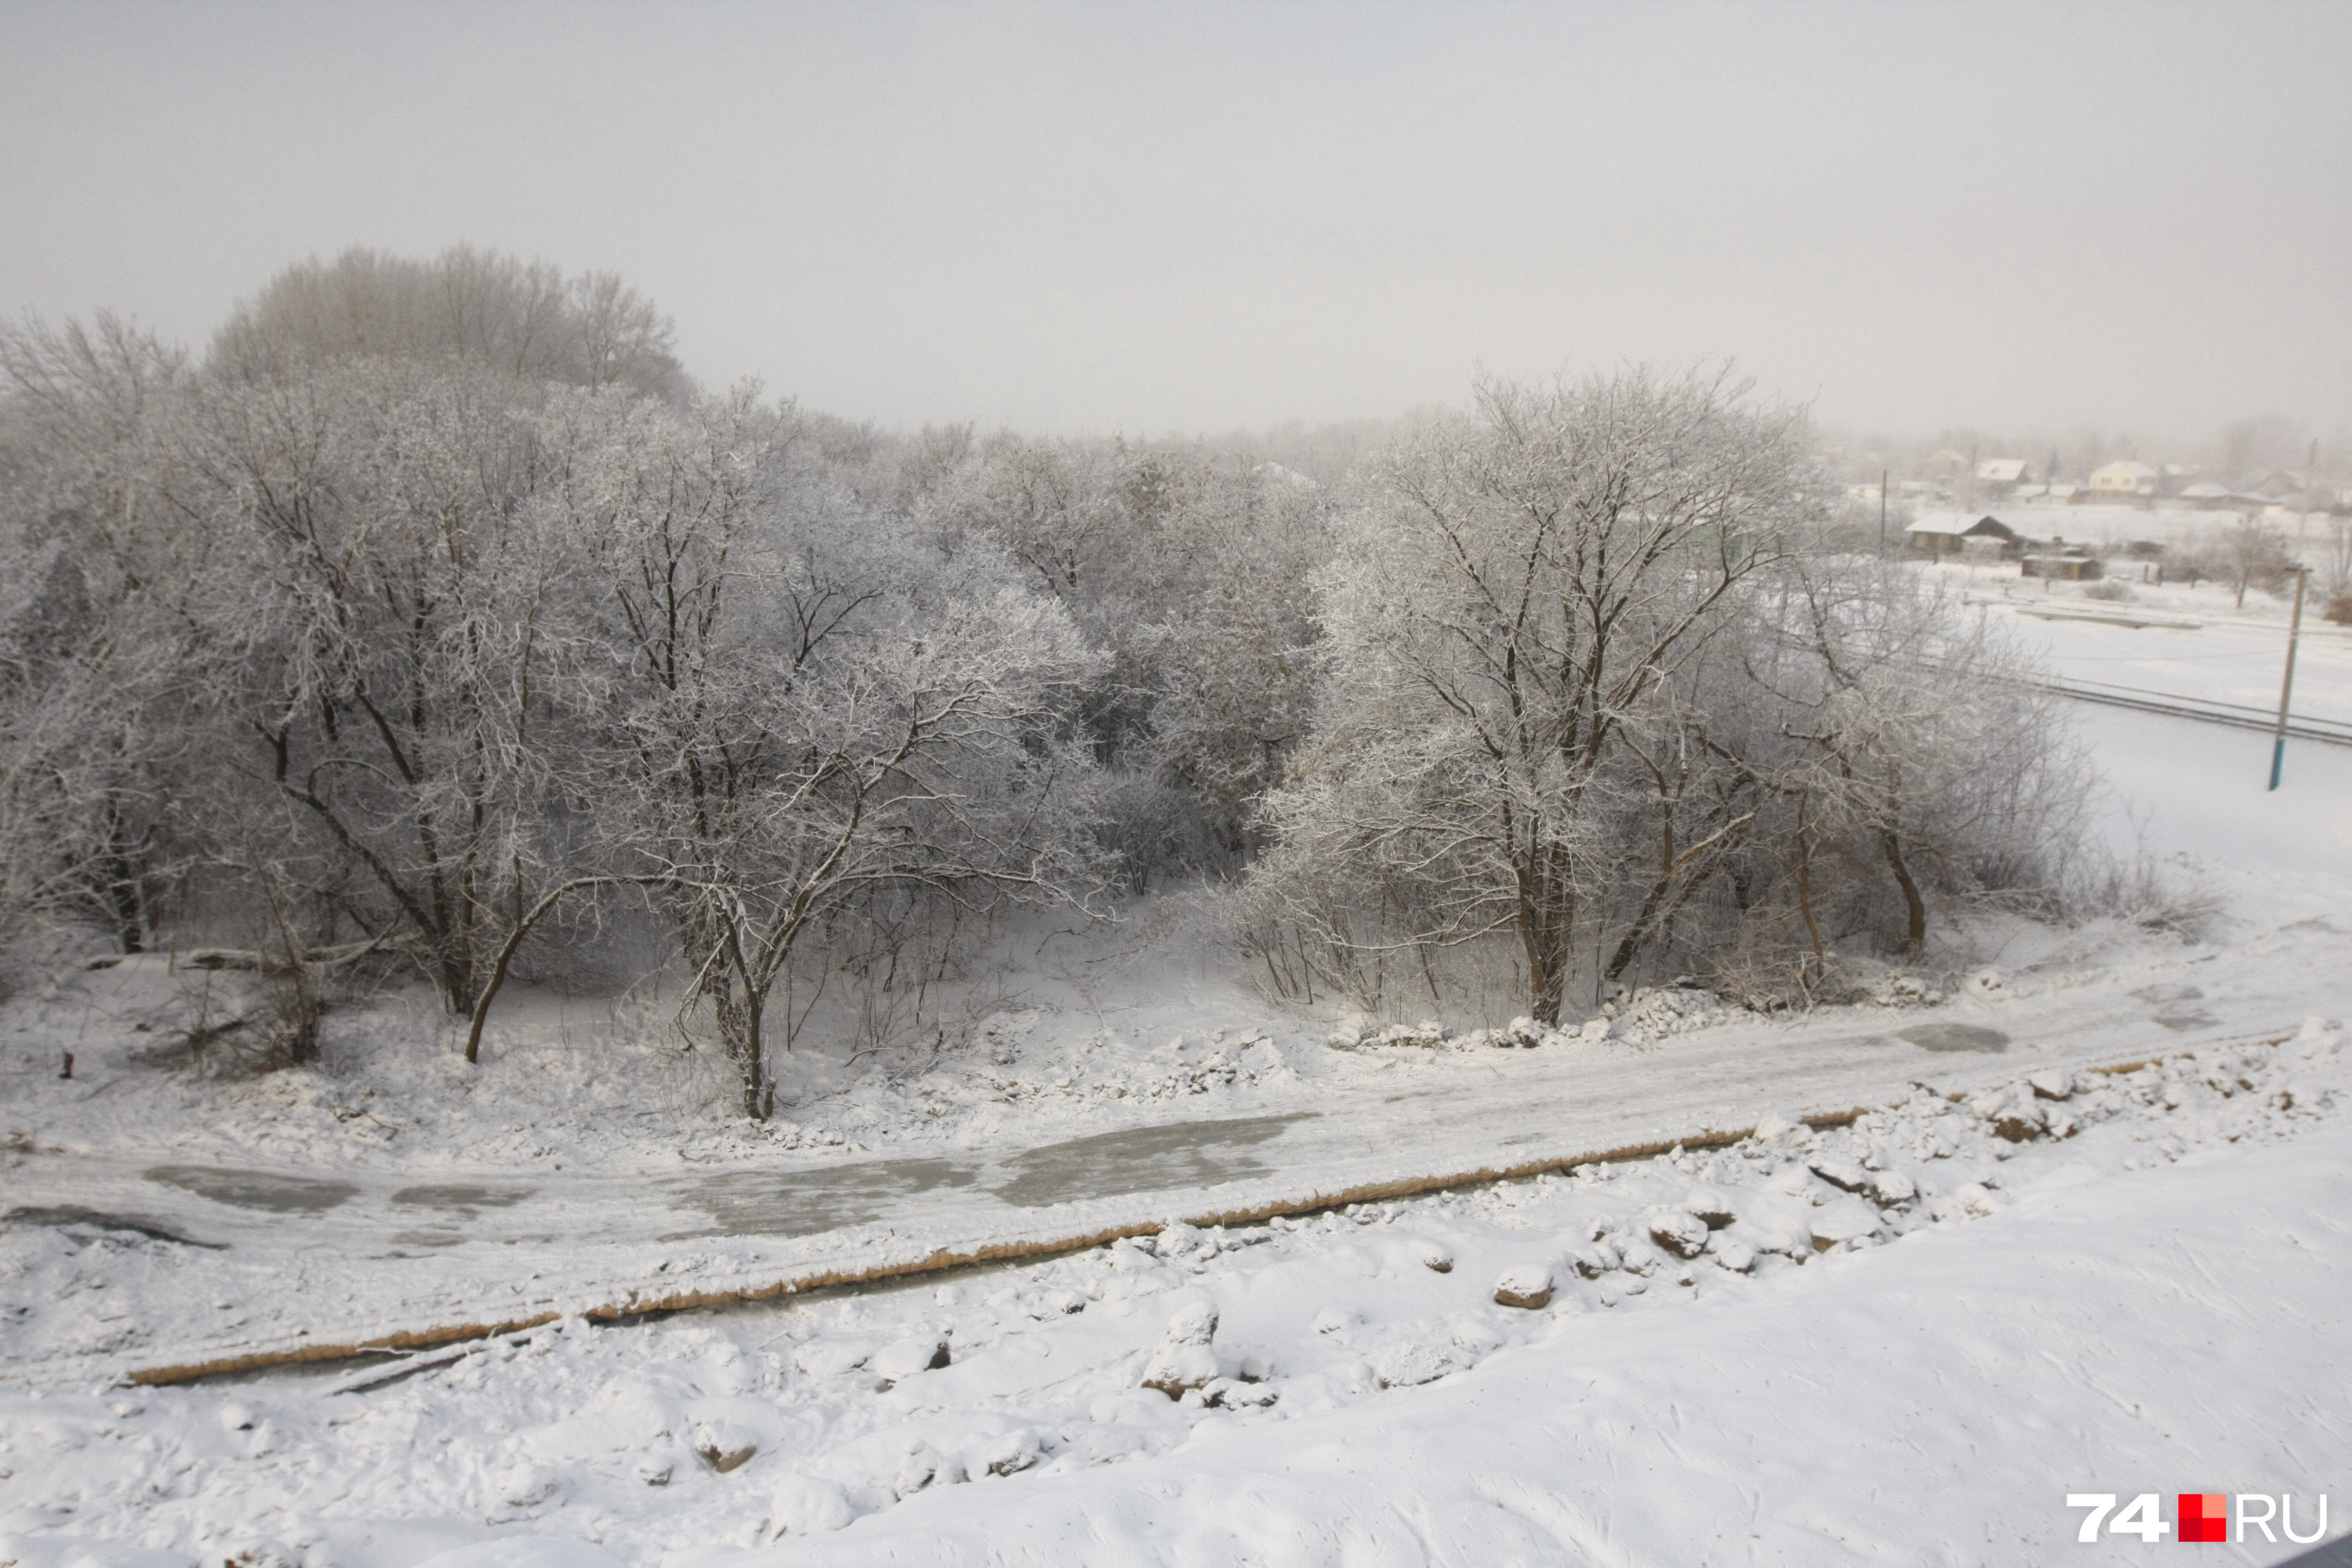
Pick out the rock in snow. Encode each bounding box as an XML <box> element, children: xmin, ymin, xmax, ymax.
<box><xmin>2027</xmin><ymin>1069</ymin><xmax>2074</xmax><ymax>1101</ymax></box>
<box><xmin>1808</xmin><ymin>1155</ymin><xmax>1875</xmax><ymax>1194</ymax></box>
<box><xmin>1992</xmin><ymin>1110</ymin><xmax>2045</xmax><ymax>1143</ymax></box>
<box><xmin>870</xmin><ymin>1333</ymin><xmax>951</xmax><ymax>1381</ymax></box>
<box><xmin>1808</xmin><ymin>1198</ymin><xmax>1883</xmax><ymax>1251</ymax></box>
<box><xmin>1645</xmin><ymin>1207</ymin><xmax>1711</xmax><ymax>1259</ymax></box>
<box><xmin>1494</xmin><ymin>1264</ymin><xmax>1554</xmax><ymax>1308</ymax></box>
<box><xmin>976</xmin><ymin>1428</ymin><xmax>1044</xmax><ymax>1477</ymax></box>
<box><xmin>1709</xmin><ymin>1237</ymin><xmax>1758</xmax><ymax>1272</ymax></box>
<box><xmin>1871</xmin><ymin>1168</ymin><xmax>1918</xmax><ymax>1204</ymax></box>
<box><xmin>694</xmin><ymin>1421</ymin><xmax>758</xmax><ymax>1474</ymax></box>
<box><xmin>894</xmin><ymin>1439</ymin><xmax>962</xmax><ymax>1497</ymax></box>
<box><xmin>1683</xmin><ymin>1186</ymin><xmax>1737</xmax><ymax>1228</ymax></box>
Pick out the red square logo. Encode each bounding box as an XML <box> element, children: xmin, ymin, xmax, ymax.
<box><xmin>2179</xmin><ymin>1494</ymin><xmax>2228</xmax><ymax>1543</ymax></box>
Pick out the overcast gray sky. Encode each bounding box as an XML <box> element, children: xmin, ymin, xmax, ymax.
<box><xmin>4</xmin><ymin>2</ymin><xmax>2347</xmax><ymax>440</ymax></box>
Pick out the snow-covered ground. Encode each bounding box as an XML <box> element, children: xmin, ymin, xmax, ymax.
<box><xmin>5</xmin><ymin>570</ymin><xmax>2351</xmax><ymax>1566</ymax></box>
<box><xmin>2</xmin><ymin>1022</ymin><xmax>2343</xmax><ymax>1566</ymax></box>
<box><xmin>4</xmin><ymin>880</ymin><xmax>2340</xmax><ymax>1388</ymax></box>
<box><xmin>1926</xmin><ymin>554</ymin><xmax>2352</xmax><ymax>724</ymax></box>
<box><xmin>2071</xmin><ymin>706</ymin><xmax>2352</xmax><ymax>881</ymax></box>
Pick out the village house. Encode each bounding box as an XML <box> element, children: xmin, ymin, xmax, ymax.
<box><xmin>1973</xmin><ymin>457</ymin><xmax>2031</xmax><ymax>500</ymax></box>
<box><xmin>1905</xmin><ymin>511</ymin><xmax>2025</xmax><ymax>559</ymax></box>
<box><xmin>2020</xmin><ymin>541</ymin><xmax>2103</xmax><ymax>580</ymax></box>
<box><xmin>2250</xmin><ymin>470</ymin><xmax>2314</xmax><ymax>503</ymax></box>
<box><xmin>2174</xmin><ymin>481</ymin><xmax>2275</xmax><ymax>514</ymax></box>
<box><xmin>2085</xmin><ymin>459</ymin><xmax>2158</xmax><ymax>501</ymax></box>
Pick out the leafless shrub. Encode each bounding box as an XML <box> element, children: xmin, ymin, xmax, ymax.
<box><xmin>2071</xmin><ymin>851</ymin><xmax>2225</xmax><ymax>942</ymax></box>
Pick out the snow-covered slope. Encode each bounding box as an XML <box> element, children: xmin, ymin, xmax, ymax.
<box><xmin>1</xmin><ymin>1021</ymin><xmax>2342</xmax><ymax>1566</ymax></box>
<box><xmin>5</xmin><ymin>874</ymin><xmax>2339</xmax><ymax>1385</ymax></box>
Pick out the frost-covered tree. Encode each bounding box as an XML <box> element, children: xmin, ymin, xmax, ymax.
<box><xmin>1257</xmin><ymin>368</ymin><xmax>1814</xmax><ymax>1023</ymax></box>
<box><xmin>558</xmin><ymin>402</ymin><xmax>1108</xmax><ymax>1116</ymax></box>
<box><xmin>2220</xmin><ymin>515</ymin><xmax>2293</xmax><ymax>608</ymax></box>
<box><xmin>0</xmin><ymin>316</ymin><xmax>201</xmax><ymax>954</ymax></box>
<box><xmin>1750</xmin><ymin>557</ymin><xmax>2092</xmax><ymax>966</ymax></box>
<box><xmin>209</xmin><ymin>245</ymin><xmax>685</xmax><ymax>400</ymax></box>
<box><xmin>172</xmin><ymin>356</ymin><xmax>608</xmax><ymax>1014</ymax></box>
<box><xmin>1128</xmin><ymin>460</ymin><xmax>1330</xmax><ymax>869</ymax></box>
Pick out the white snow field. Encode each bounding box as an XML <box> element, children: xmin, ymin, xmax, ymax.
<box><xmin>2070</xmin><ymin>706</ymin><xmax>2352</xmax><ymax>882</ymax></box>
<box><xmin>1928</xmin><ymin>554</ymin><xmax>2352</xmax><ymax>725</ymax></box>
<box><xmin>0</xmin><ymin>1022</ymin><xmax>2343</xmax><ymax>1567</ymax></box>
<box><xmin>5</xmin><ymin>588</ymin><xmax>2352</xmax><ymax>1566</ymax></box>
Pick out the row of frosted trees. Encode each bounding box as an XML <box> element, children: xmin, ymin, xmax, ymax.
<box><xmin>0</xmin><ymin>249</ymin><xmax>2092</xmax><ymax>1112</ymax></box>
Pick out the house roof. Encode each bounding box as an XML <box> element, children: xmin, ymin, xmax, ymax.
<box><xmin>1976</xmin><ymin>458</ymin><xmax>2029</xmax><ymax>481</ymax></box>
<box><xmin>2180</xmin><ymin>481</ymin><xmax>2230</xmax><ymax>499</ymax></box>
<box><xmin>2090</xmin><ymin>460</ymin><xmax>2157</xmax><ymax>481</ymax></box>
<box><xmin>1907</xmin><ymin>512</ymin><xmax>2023</xmax><ymax>539</ymax></box>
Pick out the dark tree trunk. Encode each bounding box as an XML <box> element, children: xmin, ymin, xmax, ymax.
<box><xmin>1518</xmin><ymin>844</ymin><xmax>1576</xmax><ymax>1025</ymax></box>
<box><xmin>1880</xmin><ymin>829</ymin><xmax>1927</xmax><ymax>949</ymax></box>
<box><xmin>1795</xmin><ymin>795</ymin><xmax>1826</xmax><ymax>983</ymax></box>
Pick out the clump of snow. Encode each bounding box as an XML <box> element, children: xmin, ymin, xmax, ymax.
<box><xmin>1138</xmin><ymin>1294</ymin><xmax>1220</xmax><ymax>1398</ymax></box>
<box><xmin>1325</xmin><ymin>986</ymin><xmax>1745</xmax><ymax>1054</ymax></box>
<box><xmin>1597</xmin><ymin>985</ymin><xmax>1737</xmax><ymax>1041</ymax></box>
<box><xmin>770</xmin><ymin>1472</ymin><xmax>858</xmax><ymax>1535</ymax></box>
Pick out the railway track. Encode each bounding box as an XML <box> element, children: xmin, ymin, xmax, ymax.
<box><xmin>2034</xmin><ymin>675</ymin><xmax>2352</xmax><ymax>748</ymax></box>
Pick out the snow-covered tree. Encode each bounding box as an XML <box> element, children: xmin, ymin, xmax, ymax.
<box><xmin>1258</xmin><ymin>368</ymin><xmax>1814</xmax><ymax>1023</ymax></box>
<box><xmin>0</xmin><ymin>315</ymin><xmax>201</xmax><ymax>954</ymax></box>
<box><xmin>564</xmin><ymin>403</ymin><xmax>1108</xmax><ymax>1116</ymax></box>
<box><xmin>1748</xmin><ymin>557</ymin><xmax>2092</xmax><ymax>975</ymax></box>
<box><xmin>170</xmin><ymin>355</ymin><xmax>612</xmax><ymax>1014</ymax></box>
<box><xmin>209</xmin><ymin>245</ymin><xmax>685</xmax><ymax>400</ymax></box>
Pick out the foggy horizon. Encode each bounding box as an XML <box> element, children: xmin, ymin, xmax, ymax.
<box><xmin>5</xmin><ymin>1</ymin><xmax>2348</xmax><ymax>445</ymax></box>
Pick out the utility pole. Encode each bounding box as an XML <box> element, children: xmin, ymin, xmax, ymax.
<box><xmin>2296</xmin><ymin>437</ymin><xmax>2318</xmax><ymax>560</ymax></box>
<box><xmin>1879</xmin><ymin>467</ymin><xmax>1889</xmax><ymax>557</ymax></box>
<box><xmin>2269</xmin><ymin>564</ymin><xmax>2311</xmax><ymax>792</ymax></box>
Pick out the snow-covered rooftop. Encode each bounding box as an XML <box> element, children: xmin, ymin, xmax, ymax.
<box><xmin>1906</xmin><ymin>511</ymin><xmax>2020</xmax><ymax>538</ymax></box>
